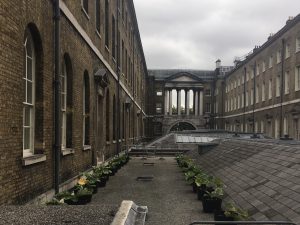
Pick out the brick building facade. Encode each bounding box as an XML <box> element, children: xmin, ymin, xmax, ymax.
<box><xmin>0</xmin><ymin>0</ymin><xmax>147</xmax><ymax>204</ymax></box>
<box><xmin>218</xmin><ymin>15</ymin><xmax>300</xmax><ymax>140</ymax></box>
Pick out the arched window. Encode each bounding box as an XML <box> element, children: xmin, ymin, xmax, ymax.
<box><xmin>61</xmin><ymin>54</ymin><xmax>73</xmax><ymax>149</ymax></box>
<box><xmin>113</xmin><ymin>95</ymin><xmax>116</xmax><ymax>141</ymax></box>
<box><xmin>106</xmin><ymin>89</ymin><xmax>110</xmax><ymax>142</ymax></box>
<box><xmin>23</xmin><ymin>30</ymin><xmax>35</xmax><ymax>157</ymax></box>
<box><xmin>83</xmin><ymin>71</ymin><xmax>90</xmax><ymax>146</ymax></box>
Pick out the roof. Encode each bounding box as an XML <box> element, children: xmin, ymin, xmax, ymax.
<box><xmin>186</xmin><ymin>136</ymin><xmax>300</xmax><ymax>224</ymax></box>
<box><xmin>148</xmin><ymin>69</ymin><xmax>215</xmax><ymax>80</ymax></box>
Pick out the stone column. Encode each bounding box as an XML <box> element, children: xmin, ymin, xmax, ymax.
<box><xmin>169</xmin><ymin>89</ymin><xmax>173</xmax><ymax>115</ymax></box>
<box><xmin>195</xmin><ymin>91</ymin><xmax>199</xmax><ymax>116</ymax></box>
<box><xmin>164</xmin><ymin>89</ymin><xmax>169</xmax><ymax>115</ymax></box>
<box><xmin>177</xmin><ymin>89</ymin><xmax>181</xmax><ymax>115</ymax></box>
<box><xmin>186</xmin><ymin>89</ymin><xmax>190</xmax><ymax>116</ymax></box>
<box><xmin>199</xmin><ymin>90</ymin><xmax>204</xmax><ymax>116</ymax></box>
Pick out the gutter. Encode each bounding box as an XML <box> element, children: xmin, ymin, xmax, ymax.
<box><xmin>53</xmin><ymin>0</ymin><xmax>61</xmax><ymax>194</ymax></box>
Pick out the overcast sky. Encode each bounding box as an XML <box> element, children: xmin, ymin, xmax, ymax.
<box><xmin>133</xmin><ymin>0</ymin><xmax>300</xmax><ymax>70</ymax></box>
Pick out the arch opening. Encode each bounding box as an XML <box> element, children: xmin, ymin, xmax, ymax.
<box><xmin>170</xmin><ymin>122</ymin><xmax>196</xmax><ymax>132</ymax></box>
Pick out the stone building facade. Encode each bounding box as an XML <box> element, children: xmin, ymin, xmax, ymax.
<box><xmin>0</xmin><ymin>0</ymin><xmax>147</xmax><ymax>204</ymax></box>
<box><xmin>146</xmin><ymin>69</ymin><xmax>216</xmax><ymax>137</ymax></box>
<box><xmin>218</xmin><ymin>15</ymin><xmax>300</xmax><ymax>140</ymax></box>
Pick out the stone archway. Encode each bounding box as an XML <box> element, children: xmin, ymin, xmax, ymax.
<box><xmin>169</xmin><ymin>121</ymin><xmax>197</xmax><ymax>132</ymax></box>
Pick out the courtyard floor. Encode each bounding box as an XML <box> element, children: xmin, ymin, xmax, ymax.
<box><xmin>91</xmin><ymin>157</ymin><xmax>213</xmax><ymax>225</ymax></box>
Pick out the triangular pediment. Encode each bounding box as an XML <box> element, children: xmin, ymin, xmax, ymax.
<box><xmin>170</xmin><ymin>75</ymin><xmax>199</xmax><ymax>82</ymax></box>
<box><xmin>166</xmin><ymin>72</ymin><xmax>203</xmax><ymax>82</ymax></box>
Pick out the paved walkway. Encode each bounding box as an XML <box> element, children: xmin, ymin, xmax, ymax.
<box><xmin>91</xmin><ymin>157</ymin><xmax>213</xmax><ymax>225</ymax></box>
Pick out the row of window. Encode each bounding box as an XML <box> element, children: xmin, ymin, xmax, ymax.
<box><xmin>23</xmin><ymin>26</ymin><xmax>137</xmax><ymax>158</ymax></box>
<box><xmin>226</xmin><ymin>37</ymin><xmax>300</xmax><ymax>94</ymax></box>
<box><xmin>225</xmin><ymin>67</ymin><xmax>300</xmax><ymax>112</ymax></box>
<box><xmin>225</xmin><ymin>116</ymin><xmax>291</xmax><ymax>138</ymax></box>
<box><xmin>81</xmin><ymin>0</ymin><xmax>139</xmax><ymax>88</ymax></box>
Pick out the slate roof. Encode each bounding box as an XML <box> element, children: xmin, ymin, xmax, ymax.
<box><xmin>148</xmin><ymin>69</ymin><xmax>215</xmax><ymax>80</ymax></box>
<box><xmin>186</xmin><ymin>136</ymin><xmax>300</xmax><ymax>224</ymax></box>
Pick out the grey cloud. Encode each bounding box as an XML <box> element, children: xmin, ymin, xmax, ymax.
<box><xmin>134</xmin><ymin>0</ymin><xmax>300</xmax><ymax>69</ymax></box>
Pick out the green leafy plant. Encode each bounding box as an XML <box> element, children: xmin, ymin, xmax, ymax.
<box><xmin>224</xmin><ymin>203</ymin><xmax>249</xmax><ymax>221</ymax></box>
<box><xmin>204</xmin><ymin>187</ymin><xmax>224</xmax><ymax>199</ymax></box>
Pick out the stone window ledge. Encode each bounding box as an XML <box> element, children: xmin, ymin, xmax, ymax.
<box><xmin>83</xmin><ymin>145</ymin><xmax>91</xmax><ymax>151</ymax></box>
<box><xmin>61</xmin><ymin>148</ymin><xmax>75</xmax><ymax>156</ymax></box>
<box><xmin>22</xmin><ymin>154</ymin><xmax>46</xmax><ymax>166</ymax></box>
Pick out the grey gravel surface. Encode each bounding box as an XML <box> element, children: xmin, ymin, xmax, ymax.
<box><xmin>0</xmin><ymin>205</ymin><xmax>117</xmax><ymax>225</ymax></box>
<box><xmin>91</xmin><ymin>157</ymin><xmax>213</xmax><ymax>225</ymax></box>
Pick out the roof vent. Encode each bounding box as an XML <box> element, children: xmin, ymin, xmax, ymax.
<box><xmin>268</xmin><ymin>33</ymin><xmax>274</xmax><ymax>40</ymax></box>
<box><xmin>286</xmin><ymin>16</ymin><xmax>294</xmax><ymax>24</ymax></box>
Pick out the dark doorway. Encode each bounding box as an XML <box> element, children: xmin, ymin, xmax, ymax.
<box><xmin>170</xmin><ymin>122</ymin><xmax>196</xmax><ymax>132</ymax></box>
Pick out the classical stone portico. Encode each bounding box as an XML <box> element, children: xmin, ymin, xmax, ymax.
<box><xmin>148</xmin><ymin>70</ymin><xmax>215</xmax><ymax>136</ymax></box>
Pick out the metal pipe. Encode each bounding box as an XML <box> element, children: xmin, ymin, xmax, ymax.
<box><xmin>253</xmin><ymin>62</ymin><xmax>256</xmax><ymax>134</ymax></box>
<box><xmin>243</xmin><ymin>67</ymin><xmax>247</xmax><ymax>132</ymax></box>
<box><xmin>280</xmin><ymin>38</ymin><xmax>285</xmax><ymax>138</ymax></box>
<box><xmin>53</xmin><ymin>0</ymin><xmax>61</xmax><ymax>194</ymax></box>
<box><xmin>116</xmin><ymin>0</ymin><xmax>121</xmax><ymax>155</ymax></box>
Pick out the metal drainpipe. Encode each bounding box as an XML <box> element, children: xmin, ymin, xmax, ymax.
<box><xmin>280</xmin><ymin>38</ymin><xmax>285</xmax><ymax>138</ymax></box>
<box><xmin>252</xmin><ymin>62</ymin><xmax>256</xmax><ymax>134</ymax></box>
<box><xmin>116</xmin><ymin>0</ymin><xmax>120</xmax><ymax>155</ymax></box>
<box><xmin>132</xmin><ymin>33</ymin><xmax>135</xmax><ymax>145</ymax></box>
<box><xmin>53</xmin><ymin>0</ymin><xmax>61</xmax><ymax>194</ymax></box>
<box><xmin>243</xmin><ymin>67</ymin><xmax>247</xmax><ymax>132</ymax></box>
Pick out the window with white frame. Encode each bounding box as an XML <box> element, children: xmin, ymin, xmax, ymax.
<box><xmin>276</xmin><ymin>75</ymin><xmax>280</xmax><ymax>97</ymax></box>
<box><xmin>250</xmin><ymin>88</ymin><xmax>253</xmax><ymax>105</ymax></box>
<box><xmin>262</xmin><ymin>82</ymin><xmax>265</xmax><ymax>101</ymax></box>
<box><xmin>241</xmin><ymin>93</ymin><xmax>244</xmax><ymax>108</ymax></box>
<box><xmin>295</xmin><ymin>66</ymin><xmax>300</xmax><ymax>91</ymax></box>
<box><xmin>251</xmin><ymin>69</ymin><xmax>254</xmax><ymax>79</ymax></box>
<box><xmin>205</xmin><ymin>103</ymin><xmax>211</xmax><ymax>113</ymax></box>
<box><xmin>23</xmin><ymin>31</ymin><xmax>35</xmax><ymax>157</ymax></box>
<box><xmin>296</xmin><ymin>37</ymin><xmax>300</xmax><ymax>52</ymax></box>
<box><xmin>241</xmin><ymin>76</ymin><xmax>244</xmax><ymax>84</ymax></box>
<box><xmin>156</xmin><ymin>103</ymin><xmax>162</xmax><ymax>114</ymax></box>
<box><xmin>269</xmin><ymin>55</ymin><xmax>273</xmax><ymax>68</ymax></box>
<box><xmin>256</xmin><ymin>64</ymin><xmax>260</xmax><ymax>75</ymax></box>
<box><xmin>156</xmin><ymin>90</ymin><xmax>163</xmax><ymax>96</ymax></box>
<box><xmin>95</xmin><ymin>0</ymin><xmax>100</xmax><ymax>33</ymax></box>
<box><xmin>269</xmin><ymin>79</ymin><xmax>272</xmax><ymax>99</ymax></box>
<box><xmin>285</xmin><ymin>43</ymin><xmax>291</xmax><ymax>58</ymax></box>
<box><xmin>246</xmin><ymin>91</ymin><xmax>249</xmax><ymax>106</ymax></box>
<box><xmin>237</xmin><ymin>95</ymin><xmax>240</xmax><ymax>109</ymax></box>
<box><xmin>285</xmin><ymin>71</ymin><xmax>290</xmax><ymax>94</ymax></box>
<box><xmin>237</xmin><ymin>78</ymin><xmax>240</xmax><ymax>86</ymax></box>
<box><xmin>283</xmin><ymin>117</ymin><xmax>288</xmax><ymax>135</ymax></box>
<box><xmin>234</xmin><ymin>97</ymin><xmax>236</xmax><ymax>110</ymax></box>
<box><xmin>61</xmin><ymin>61</ymin><xmax>67</xmax><ymax>149</ymax></box>
<box><xmin>82</xmin><ymin>0</ymin><xmax>89</xmax><ymax>15</ymax></box>
<box><xmin>246</xmin><ymin>72</ymin><xmax>249</xmax><ymax>81</ymax></box>
<box><xmin>83</xmin><ymin>72</ymin><xmax>90</xmax><ymax>146</ymax></box>
<box><xmin>277</xmin><ymin>50</ymin><xmax>281</xmax><ymax>64</ymax></box>
<box><xmin>262</xmin><ymin>61</ymin><xmax>266</xmax><ymax>72</ymax></box>
<box><xmin>261</xmin><ymin>120</ymin><xmax>264</xmax><ymax>133</ymax></box>
<box><xmin>255</xmin><ymin>85</ymin><xmax>259</xmax><ymax>103</ymax></box>
<box><xmin>205</xmin><ymin>89</ymin><xmax>211</xmax><ymax>96</ymax></box>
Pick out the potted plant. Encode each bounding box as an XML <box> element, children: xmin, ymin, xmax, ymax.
<box><xmin>217</xmin><ymin>203</ymin><xmax>249</xmax><ymax>223</ymax></box>
<box><xmin>55</xmin><ymin>191</ymin><xmax>78</xmax><ymax>205</ymax></box>
<box><xmin>195</xmin><ymin>174</ymin><xmax>215</xmax><ymax>200</ymax></box>
<box><xmin>76</xmin><ymin>187</ymin><xmax>93</xmax><ymax>204</ymax></box>
<box><xmin>184</xmin><ymin>166</ymin><xmax>202</xmax><ymax>193</ymax></box>
<box><xmin>202</xmin><ymin>187</ymin><xmax>224</xmax><ymax>213</ymax></box>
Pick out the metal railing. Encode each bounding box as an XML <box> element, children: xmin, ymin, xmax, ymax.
<box><xmin>189</xmin><ymin>221</ymin><xmax>296</xmax><ymax>225</ymax></box>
